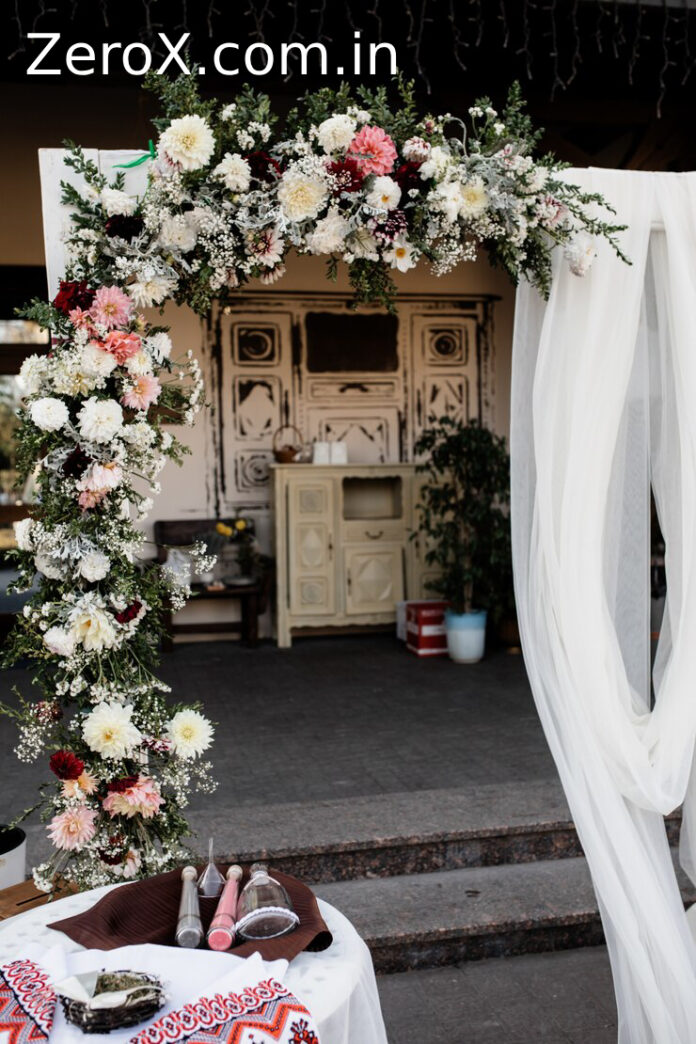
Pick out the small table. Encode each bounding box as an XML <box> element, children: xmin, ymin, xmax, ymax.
<box><xmin>0</xmin><ymin>885</ymin><xmax>388</xmax><ymax>1044</ymax></box>
<box><xmin>162</xmin><ymin>582</ymin><xmax>263</xmax><ymax>649</ymax></box>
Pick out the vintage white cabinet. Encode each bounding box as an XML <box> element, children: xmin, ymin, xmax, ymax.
<box><xmin>272</xmin><ymin>464</ymin><xmax>431</xmax><ymax>647</ymax></box>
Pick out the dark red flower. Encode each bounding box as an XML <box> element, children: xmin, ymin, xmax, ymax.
<box><xmin>105</xmin><ymin>215</ymin><xmax>144</xmax><ymax>241</ymax></box>
<box><xmin>393</xmin><ymin>161</ymin><xmax>423</xmax><ymax>194</ymax></box>
<box><xmin>114</xmin><ymin>601</ymin><xmax>142</xmax><ymax>624</ymax></box>
<box><xmin>49</xmin><ymin>750</ymin><xmax>85</xmax><ymax>781</ymax></box>
<box><xmin>62</xmin><ymin>446</ymin><xmax>92</xmax><ymax>479</ymax></box>
<box><xmin>327</xmin><ymin>157</ymin><xmax>364</xmax><ymax>194</ymax></box>
<box><xmin>53</xmin><ymin>280</ymin><xmax>95</xmax><ymax>316</ymax></box>
<box><xmin>106</xmin><ymin>776</ymin><xmax>139</xmax><ymax>794</ymax></box>
<box><xmin>245</xmin><ymin>151</ymin><xmax>282</xmax><ymax>183</ymax></box>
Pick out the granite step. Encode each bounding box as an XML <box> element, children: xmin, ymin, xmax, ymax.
<box><xmin>313</xmin><ymin>853</ymin><xmax>696</xmax><ymax>973</ymax></box>
<box><xmin>199</xmin><ymin>780</ymin><xmax>679</xmax><ymax>884</ymax></box>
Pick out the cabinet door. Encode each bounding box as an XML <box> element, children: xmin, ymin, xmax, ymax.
<box><xmin>288</xmin><ymin>479</ymin><xmax>336</xmax><ymax>616</ymax></box>
<box><xmin>344</xmin><ymin>544</ymin><xmax>404</xmax><ymax>616</ymax></box>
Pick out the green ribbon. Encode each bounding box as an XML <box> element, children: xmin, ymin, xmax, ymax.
<box><xmin>114</xmin><ymin>140</ymin><xmax>156</xmax><ymax>169</ymax></box>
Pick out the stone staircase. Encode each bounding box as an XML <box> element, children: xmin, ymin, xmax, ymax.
<box><xmin>203</xmin><ymin>779</ymin><xmax>686</xmax><ymax>974</ymax></box>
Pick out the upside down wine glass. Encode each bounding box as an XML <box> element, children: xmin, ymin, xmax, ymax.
<box><xmin>235</xmin><ymin>863</ymin><xmax>299</xmax><ymax>940</ymax></box>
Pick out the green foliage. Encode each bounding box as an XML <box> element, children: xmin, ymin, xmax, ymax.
<box><xmin>414</xmin><ymin>417</ymin><xmax>514</xmax><ymax>620</ymax></box>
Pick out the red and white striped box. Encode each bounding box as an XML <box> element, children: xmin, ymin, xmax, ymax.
<box><xmin>406</xmin><ymin>601</ymin><xmax>449</xmax><ymax>657</ymax></box>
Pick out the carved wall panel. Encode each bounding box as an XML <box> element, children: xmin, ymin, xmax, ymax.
<box><xmin>214</xmin><ymin>294</ymin><xmax>496</xmax><ymax>521</ymax></box>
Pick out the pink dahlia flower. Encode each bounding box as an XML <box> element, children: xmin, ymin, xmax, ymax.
<box><xmin>103</xmin><ymin>776</ymin><xmax>163</xmax><ymax>820</ymax></box>
<box><xmin>347</xmin><ymin>126</ymin><xmax>397</xmax><ymax>175</ymax></box>
<box><xmin>79</xmin><ymin>461</ymin><xmax>123</xmax><ymax>494</ymax></box>
<box><xmin>89</xmin><ymin>286</ymin><xmax>134</xmax><ymax>330</ymax></box>
<box><xmin>103</xmin><ymin>330</ymin><xmax>142</xmax><ymax>364</ymax></box>
<box><xmin>122</xmin><ymin>375</ymin><xmax>161</xmax><ymax>412</ymax></box>
<box><xmin>47</xmin><ymin>806</ymin><xmax>97</xmax><ymax>850</ymax></box>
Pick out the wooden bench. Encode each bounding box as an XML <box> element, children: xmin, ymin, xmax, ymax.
<box><xmin>0</xmin><ymin>878</ymin><xmax>74</xmax><ymax>921</ymax></box>
<box><xmin>153</xmin><ymin>520</ymin><xmax>270</xmax><ymax>649</ymax></box>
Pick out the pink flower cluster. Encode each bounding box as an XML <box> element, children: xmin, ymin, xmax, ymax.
<box><xmin>77</xmin><ymin>460</ymin><xmax>123</xmax><ymax>511</ymax></box>
<box><xmin>102</xmin><ymin>775</ymin><xmax>163</xmax><ymax>820</ymax></box>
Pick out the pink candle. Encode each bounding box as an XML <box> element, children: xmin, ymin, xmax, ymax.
<box><xmin>207</xmin><ymin>864</ymin><xmax>243</xmax><ymax>951</ymax></box>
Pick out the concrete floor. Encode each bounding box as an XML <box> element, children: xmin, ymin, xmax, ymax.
<box><xmin>1</xmin><ymin>636</ymin><xmax>618</xmax><ymax>1043</ymax></box>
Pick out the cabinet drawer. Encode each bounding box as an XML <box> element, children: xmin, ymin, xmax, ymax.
<box><xmin>342</xmin><ymin>520</ymin><xmax>406</xmax><ymax>544</ymax></box>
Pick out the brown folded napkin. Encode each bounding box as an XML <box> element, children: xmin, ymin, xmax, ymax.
<box><xmin>49</xmin><ymin>865</ymin><xmax>332</xmax><ymax>962</ymax></box>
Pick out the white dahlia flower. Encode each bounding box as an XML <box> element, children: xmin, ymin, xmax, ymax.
<box><xmin>82</xmin><ymin>701</ymin><xmax>142</xmax><ymax>759</ymax></box>
<box><xmin>127</xmin><ymin>274</ymin><xmax>177</xmax><ymax>309</ymax></box>
<box><xmin>101</xmin><ymin>187</ymin><xmax>137</xmax><ymax>216</ymax></box>
<box><xmin>158</xmin><ymin>114</ymin><xmax>215</xmax><ymax>172</ymax></box>
<box><xmin>213</xmin><ymin>152</ymin><xmax>252</xmax><ymax>192</ymax></box>
<box><xmin>77</xmin><ymin>397</ymin><xmax>123</xmax><ymax>444</ymax></box>
<box><xmin>277</xmin><ymin>167</ymin><xmax>329</xmax><ymax>222</ymax></box>
<box><xmin>43</xmin><ymin>626</ymin><xmax>76</xmax><ymax>658</ymax></box>
<box><xmin>77</xmin><ymin>551</ymin><xmax>111</xmax><ymax>582</ymax></box>
<box><xmin>316</xmin><ymin>114</ymin><xmax>356</xmax><ymax>154</ymax></box>
<box><xmin>29</xmin><ymin>397</ymin><xmax>69</xmax><ymax>432</ymax></box>
<box><xmin>305</xmin><ymin>210</ymin><xmax>350</xmax><ymax>255</ymax></box>
<box><xmin>366</xmin><ymin>176</ymin><xmax>402</xmax><ymax>212</ymax></box>
<box><xmin>166</xmin><ymin>708</ymin><xmax>214</xmax><ymax>759</ymax></box>
<box><xmin>13</xmin><ymin>518</ymin><xmax>33</xmax><ymax>551</ymax></box>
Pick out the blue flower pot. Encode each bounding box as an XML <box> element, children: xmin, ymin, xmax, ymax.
<box><xmin>444</xmin><ymin>609</ymin><xmax>487</xmax><ymax>663</ymax></box>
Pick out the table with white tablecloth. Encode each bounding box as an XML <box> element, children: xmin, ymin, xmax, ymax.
<box><xmin>0</xmin><ymin>883</ymin><xmax>388</xmax><ymax>1044</ymax></box>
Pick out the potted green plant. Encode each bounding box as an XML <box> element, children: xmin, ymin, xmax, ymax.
<box><xmin>413</xmin><ymin>416</ymin><xmax>513</xmax><ymax>663</ymax></box>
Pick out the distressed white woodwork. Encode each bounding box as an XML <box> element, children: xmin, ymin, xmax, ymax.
<box><xmin>273</xmin><ymin>462</ymin><xmax>433</xmax><ymax>647</ymax></box>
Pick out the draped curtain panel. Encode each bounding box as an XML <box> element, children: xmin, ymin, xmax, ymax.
<box><xmin>511</xmin><ymin>169</ymin><xmax>696</xmax><ymax>1044</ymax></box>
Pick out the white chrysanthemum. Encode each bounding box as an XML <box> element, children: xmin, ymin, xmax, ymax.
<box><xmin>159</xmin><ymin>114</ymin><xmax>215</xmax><ymax>171</ymax></box>
<box><xmin>13</xmin><ymin>518</ymin><xmax>33</xmax><ymax>551</ymax></box>
<box><xmin>419</xmin><ymin>145</ymin><xmax>452</xmax><ymax>181</ymax></box>
<box><xmin>565</xmin><ymin>232</ymin><xmax>597</xmax><ymax>277</ymax></box>
<box><xmin>81</xmin><ymin>343</ymin><xmax>118</xmax><ymax>379</ymax></box>
<box><xmin>366</xmin><ymin>175</ymin><xmax>402</xmax><ymax>212</ymax></box>
<box><xmin>166</xmin><ymin>709</ymin><xmax>214</xmax><ymax>759</ymax></box>
<box><xmin>101</xmin><ymin>187</ymin><xmax>137</xmax><ymax>216</ymax></box>
<box><xmin>34</xmin><ymin>553</ymin><xmax>64</xmax><ymax>580</ymax></box>
<box><xmin>77</xmin><ymin>397</ymin><xmax>123</xmax><ymax>444</ymax></box>
<box><xmin>123</xmin><ymin>350</ymin><xmax>153</xmax><ymax>377</ymax></box>
<box><xmin>70</xmin><ymin>600</ymin><xmax>118</xmax><ymax>651</ymax></box>
<box><xmin>127</xmin><ymin>274</ymin><xmax>177</xmax><ymax>309</ymax></box>
<box><xmin>277</xmin><ymin>167</ymin><xmax>329</xmax><ymax>222</ymax></box>
<box><xmin>17</xmin><ymin>354</ymin><xmax>48</xmax><ymax>395</ymax></box>
<box><xmin>29</xmin><ymin>397</ymin><xmax>69</xmax><ymax>432</ymax></box>
<box><xmin>147</xmin><ymin>332</ymin><xmax>172</xmax><ymax>362</ymax></box>
<box><xmin>82</xmin><ymin>701</ymin><xmax>142</xmax><ymax>759</ymax></box>
<box><xmin>305</xmin><ymin>210</ymin><xmax>350</xmax><ymax>255</ymax></box>
<box><xmin>77</xmin><ymin>551</ymin><xmax>111</xmax><ymax>582</ymax></box>
<box><xmin>384</xmin><ymin>237</ymin><xmax>418</xmax><ymax>273</ymax></box>
<box><xmin>213</xmin><ymin>152</ymin><xmax>252</xmax><ymax>192</ymax></box>
<box><xmin>159</xmin><ymin>214</ymin><xmax>198</xmax><ymax>253</ymax></box>
<box><xmin>43</xmin><ymin>626</ymin><xmax>76</xmax><ymax>658</ymax></box>
<box><xmin>458</xmin><ymin>177</ymin><xmax>488</xmax><ymax>219</ymax></box>
<box><xmin>316</xmin><ymin>113</ymin><xmax>356</xmax><ymax>154</ymax></box>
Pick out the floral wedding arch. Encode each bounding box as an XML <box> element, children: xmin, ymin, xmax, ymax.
<box><xmin>2</xmin><ymin>75</ymin><xmax>623</xmax><ymax>892</ymax></box>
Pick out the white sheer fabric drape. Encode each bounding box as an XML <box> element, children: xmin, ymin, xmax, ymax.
<box><xmin>511</xmin><ymin>169</ymin><xmax>696</xmax><ymax>1043</ymax></box>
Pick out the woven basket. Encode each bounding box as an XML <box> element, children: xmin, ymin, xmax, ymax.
<box><xmin>272</xmin><ymin>424</ymin><xmax>303</xmax><ymax>464</ymax></box>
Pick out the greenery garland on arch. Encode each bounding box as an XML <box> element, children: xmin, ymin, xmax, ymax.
<box><xmin>2</xmin><ymin>75</ymin><xmax>625</xmax><ymax>894</ymax></box>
